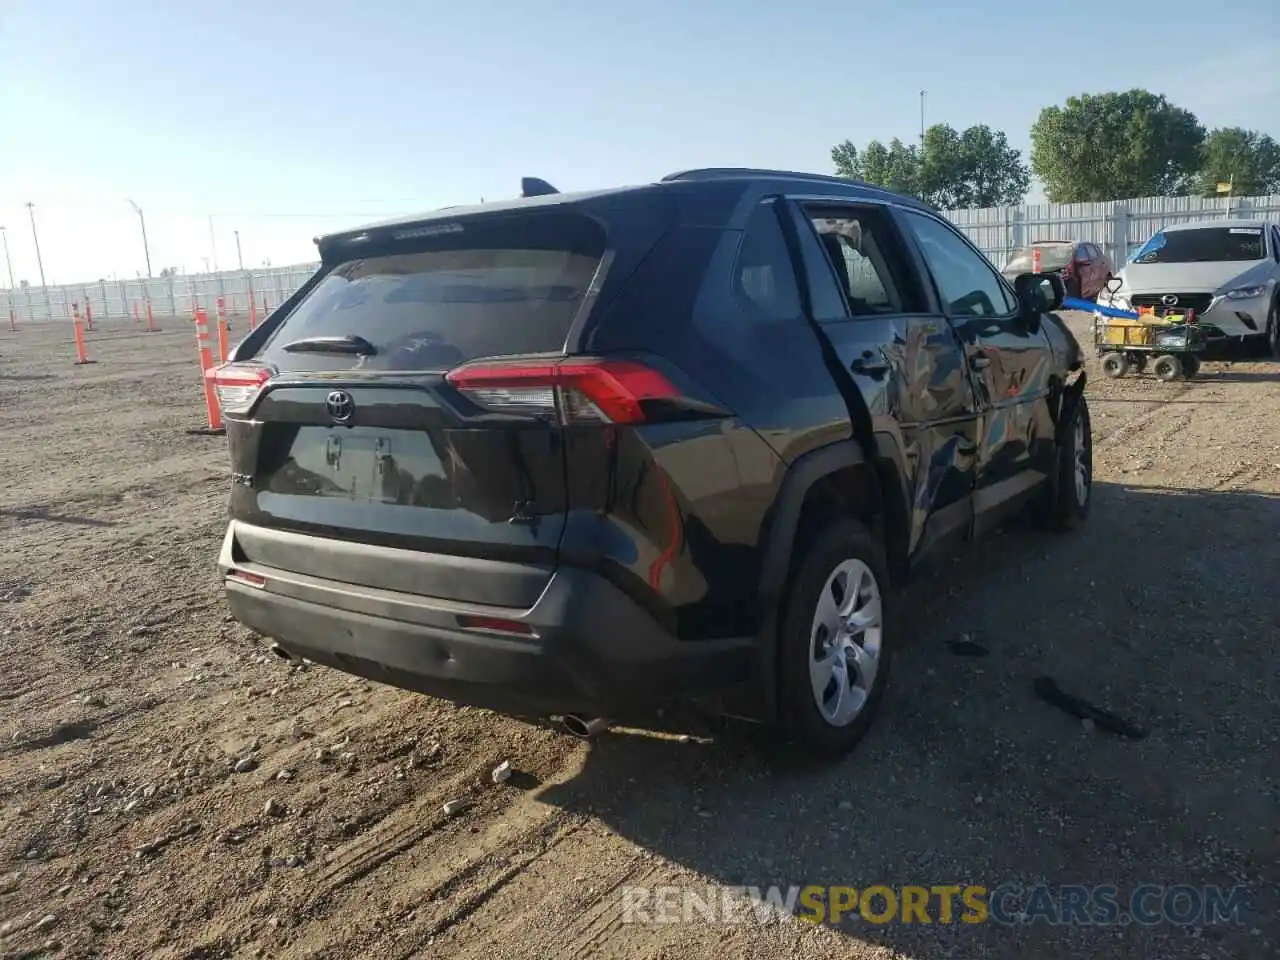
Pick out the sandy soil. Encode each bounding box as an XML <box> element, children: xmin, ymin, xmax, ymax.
<box><xmin>1</xmin><ymin>313</ymin><xmax>1277</xmax><ymax>960</ymax></box>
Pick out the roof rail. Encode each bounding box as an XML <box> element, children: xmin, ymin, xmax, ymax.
<box><xmin>661</xmin><ymin>167</ymin><xmax>866</xmax><ymax>187</ymax></box>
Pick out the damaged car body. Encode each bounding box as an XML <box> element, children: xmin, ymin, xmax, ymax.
<box><xmin>212</xmin><ymin>168</ymin><xmax>1092</xmax><ymax>758</ymax></box>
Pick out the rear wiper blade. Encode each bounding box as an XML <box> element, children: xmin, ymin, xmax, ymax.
<box><xmin>280</xmin><ymin>335</ymin><xmax>377</xmax><ymax>356</ymax></box>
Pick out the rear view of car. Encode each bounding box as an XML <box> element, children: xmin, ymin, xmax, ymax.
<box><xmin>1003</xmin><ymin>241</ymin><xmax>1111</xmax><ymax>300</ymax></box>
<box><xmin>210</xmin><ymin>187</ymin><xmax>763</xmax><ymax>729</ymax></box>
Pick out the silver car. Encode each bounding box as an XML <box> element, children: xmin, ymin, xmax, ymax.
<box><xmin>1102</xmin><ymin>219</ymin><xmax>1280</xmax><ymax>356</ymax></box>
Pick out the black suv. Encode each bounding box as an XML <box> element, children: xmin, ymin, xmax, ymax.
<box><xmin>213</xmin><ymin>169</ymin><xmax>1090</xmax><ymax>757</ymax></box>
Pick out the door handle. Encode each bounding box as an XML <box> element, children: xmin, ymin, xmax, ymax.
<box><xmin>969</xmin><ymin>354</ymin><xmax>991</xmax><ymax>371</ymax></box>
<box><xmin>851</xmin><ymin>350</ymin><xmax>889</xmax><ymax>375</ymax></box>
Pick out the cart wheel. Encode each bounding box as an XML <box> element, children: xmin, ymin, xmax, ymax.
<box><xmin>1101</xmin><ymin>353</ymin><xmax>1129</xmax><ymax>378</ymax></box>
<box><xmin>1153</xmin><ymin>354</ymin><xmax>1183</xmax><ymax>382</ymax></box>
<box><xmin>1181</xmin><ymin>355</ymin><xmax>1201</xmax><ymax>379</ymax></box>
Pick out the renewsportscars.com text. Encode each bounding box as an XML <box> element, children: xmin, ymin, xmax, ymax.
<box><xmin>620</xmin><ymin>883</ymin><xmax>1249</xmax><ymax>927</ymax></box>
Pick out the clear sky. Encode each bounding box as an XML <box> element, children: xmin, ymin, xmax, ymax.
<box><xmin>2</xmin><ymin>0</ymin><xmax>1277</xmax><ymax>285</ymax></box>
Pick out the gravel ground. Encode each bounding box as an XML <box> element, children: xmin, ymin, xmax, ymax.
<box><xmin>0</xmin><ymin>313</ymin><xmax>1277</xmax><ymax>960</ymax></box>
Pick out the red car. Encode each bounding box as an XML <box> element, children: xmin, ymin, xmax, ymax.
<box><xmin>1002</xmin><ymin>240</ymin><xmax>1114</xmax><ymax>300</ymax></box>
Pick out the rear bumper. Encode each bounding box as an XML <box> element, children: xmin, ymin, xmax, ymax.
<box><xmin>218</xmin><ymin>522</ymin><xmax>755</xmax><ymax>718</ymax></box>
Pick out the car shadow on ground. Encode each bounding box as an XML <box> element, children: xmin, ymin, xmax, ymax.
<box><xmin>536</xmin><ymin>482</ymin><xmax>1280</xmax><ymax>958</ymax></box>
<box><xmin>0</xmin><ymin>507</ymin><xmax>116</xmax><ymax>527</ymax></box>
<box><xmin>1198</xmin><ymin>370</ymin><xmax>1280</xmax><ymax>384</ymax></box>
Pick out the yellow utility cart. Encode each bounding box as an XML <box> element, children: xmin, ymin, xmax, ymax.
<box><xmin>1095</xmin><ymin>306</ymin><xmax>1208</xmax><ymax>381</ymax></box>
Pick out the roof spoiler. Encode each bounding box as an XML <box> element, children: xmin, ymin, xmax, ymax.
<box><xmin>521</xmin><ymin>177</ymin><xmax>559</xmax><ymax>198</ymax></box>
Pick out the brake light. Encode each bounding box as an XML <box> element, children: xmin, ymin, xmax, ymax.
<box><xmin>211</xmin><ymin>362</ymin><xmax>274</xmax><ymax>415</ymax></box>
<box><xmin>445</xmin><ymin>358</ymin><xmax>680</xmax><ymax>424</ymax></box>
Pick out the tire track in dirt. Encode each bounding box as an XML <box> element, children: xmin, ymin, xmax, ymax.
<box><xmin>277</xmin><ymin>737</ymin><xmax>585</xmax><ymax>957</ymax></box>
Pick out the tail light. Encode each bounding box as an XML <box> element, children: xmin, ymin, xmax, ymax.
<box><xmin>211</xmin><ymin>362</ymin><xmax>274</xmax><ymax>415</ymax></box>
<box><xmin>445</xmin><ymin>357</ymin><xmax>681</xmax><ymax>425</ymax></box>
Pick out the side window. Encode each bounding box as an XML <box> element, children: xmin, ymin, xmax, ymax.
<box><xmin>784</xmin><ymin>203</ymin><xmax>849</xmax><ymax>322</ymax></box>
<box><xmin>732</xmin><ymin>201</ymin><xmax>802</xmax><ymax>322</ymax></box>
<box><xmin>901</xmin><ymin>210</ymin><xmax>1017</xmax><ymax>318</ymax></box>
<box><xmin>1272</xmin><ymin>227</ymin><xmax>1280</xmax><ymax>263</ymax></box>
<box><xmin>805</xmin><ymin>206</ymin><xmax>919</xmax><ymax>316</ymax></box>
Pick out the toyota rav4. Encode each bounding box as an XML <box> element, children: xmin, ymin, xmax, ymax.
<box><xmin>212</xmin><ymin>169</ymin><xmax>1091</xmax><ymax>757</ymax></box>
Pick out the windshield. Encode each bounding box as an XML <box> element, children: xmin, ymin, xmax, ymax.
<box><xmin>1004</xmin><ymin>244</ymin><xmax>1074</xmax><ymax>273</ymax></box>
<box><xmin>258</xmin><ymin>212</ymin><xmax>606</xmax><ymax>372</ymax></box>
<box><xmin>1130</xmin><ymin>227</ymin><xmax>1266</xmax><ymax>265</ymax></box>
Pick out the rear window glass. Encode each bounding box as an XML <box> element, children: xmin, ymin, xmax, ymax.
<box><xmin>1131</xmin><ymin>227</ymin><xmax>1266</xmax><ymax>264</ymax></box>
<box><xmin>1005</xmin><ymin>244</ymin><xmax>1073</xmax><ymax>272</ymax></box>
<box><xmin>259</xmin><ymin>213</ymin><xmax>605</xmax><ymax>371</ymax></box>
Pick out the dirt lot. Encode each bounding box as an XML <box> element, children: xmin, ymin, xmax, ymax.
<box><xmin>1</xmin><ymin>314</ymin><xmax>1277</xmax><ymax>960</ymax></box>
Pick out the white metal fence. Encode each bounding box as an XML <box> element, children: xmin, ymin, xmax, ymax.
<box><xmin>3</xmin><ymin>263</ymin><xmax>319</xmax><ymax>324</ymax></box>
<box><xmin>944</xmin><ymin>193</ymin><xmax>1280</xmax><ymax>272</ymax></box>
<box><xmin>5</xmin><ymin>192</ymin><xmax>1279</xmax><ymax>324</ymax></box>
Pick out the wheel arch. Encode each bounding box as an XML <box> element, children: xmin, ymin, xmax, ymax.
<box><xmin>749</xmin><ymin>438</ymin><xmax>909</xmax><ymax>722</ymax></box>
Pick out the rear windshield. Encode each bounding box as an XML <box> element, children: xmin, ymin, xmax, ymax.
<box><xmin>259</xmin><ymin>212</ymin><xmax>606</xmax><ymax>372</ymax></box>
<box><xmin>1131</xmin><ymin>227</ymin><xmax>1265</xmax><ymax>265</ymax></box>
<box><xmin>1004</xmin><ymin>244</ymin><xmax>1073</xmax><ymax>272</ymax></box>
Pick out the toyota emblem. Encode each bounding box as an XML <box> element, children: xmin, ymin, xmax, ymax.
<box><xmin>325</xmin><ymin>390</ymin><xmax>355</xmax><ymax>422</ymax></box>
<box><xmin>1161</xmin><ymin>294</ymin><xmax>1179</xmax><ymax>306</ymax></box>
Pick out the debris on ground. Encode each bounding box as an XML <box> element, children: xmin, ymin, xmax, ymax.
<box><xmin>1032</xmin><ymin>676</ymin><xmax>1148</xmax><ymax>740</ymax></box>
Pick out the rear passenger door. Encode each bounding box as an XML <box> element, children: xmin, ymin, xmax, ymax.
<box><xmin>780</xmin><ymin>198</ymin><xmax>980</xmax><ymax>560</ymax></box>
<box><xmin>895</xmin><ymin>208</ymin><xmax>1057</xmax><ymax>530</ymax></box>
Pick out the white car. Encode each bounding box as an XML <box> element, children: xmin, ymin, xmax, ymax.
<box><xmin>1101</xmin><ymin>219</ymin><xmax>1280</xmax><ymax>356</ymax></box>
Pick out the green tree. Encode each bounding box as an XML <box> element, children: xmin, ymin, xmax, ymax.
<box><xmin>919</xmin><ymin>124</ymin><xmax>1029</xmax><ymax>208</ymax></box>
<box><xmin>832</xmin><ymin>137</ymin><xmax>920</xmax><ymax>196</ymax></box>
<box><xmin>1029</xmin><ymin>90</ymin><xmax>1205</xmax><ymax>202</ymax></box>
<box><xmin>834</xmin><ymin>124</ymin><xmax>1028</xmax><ymax>208</ymax></box>
<box><xmin>1196</xmin><ymin>128</ymin><xmax>1280</xmax><ymax>197</ymax></box>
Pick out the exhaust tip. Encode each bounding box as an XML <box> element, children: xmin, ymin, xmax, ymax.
<box><xmin>561</xmin><ymin>714</ymin><xmax>609</xmax><ymax>739</ymax></box>
<box><xmin>268</xmin><ymin>643</ymin><xmax>294</xmax><ymax>661</ymax></box>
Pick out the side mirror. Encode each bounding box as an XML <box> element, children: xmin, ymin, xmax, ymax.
<box><xmin>1014</xmin><ymin>272</ymin><xmax>1064</xmax><ymax>321</ymax></box>
<box><xmin>1103</xmin><ymin>275</ymin><xmax>1124</xmax><ymax>296</ymax></box>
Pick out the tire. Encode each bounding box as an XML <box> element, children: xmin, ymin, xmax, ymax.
<box><xmin>1267</xmin><ymin>298</ymin><xmax>1280</xmax><ymax>359</ymax></box>
<box><xmin>777</xmin><ymin>519</ymin><xmax>893</xmax><ymax>759</ymax></box>
<box><xmin>1131</xmin><ymin>354</ymin><xmax>1148</xmax><ymax>374</ymax></box>
<box><xmin>1153</xmin><ymin>354</ymin><xmax>1182</xmax><ymax>382</ymax></box>
<box><xmin>1181</xmin><ymin>354</ymin><xmax>1201</xmax><ymax>379</ymax></box>
<box><xmin>1101</xmin><ymin>352</ymin><xmax>1128</xmax><ymax>378</ymax></box>
<box><xmin>1037</xmin><ymin>392</ymin><xmax>1092</xmax><ymax>531</ymax></box>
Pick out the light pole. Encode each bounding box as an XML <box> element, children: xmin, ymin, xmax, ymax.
<box><xmin>25</xmin><ymin>202</ymin><xmax>46</xmax><ymax>289</ymax></box>
<box><xmin>234</xmin><ymin>229</ymin><xmax>244</xmax><ymax>270</ymax></box>
<box><xmin>208</xmin><ymin>215</ymin><xmax>219</xmax><ymax>273</ymax></box>
<box><xmin>1</xmin><ymin>226</ymin><xmax>15</xmax><ymax>328</ymax></box>
<box><xmin>127</xmin><ymin>199</ymin><xmax>153</xmax><ymax>278</ymax></box>
<box><xmin>0</xmin><ymin>226</ymin><xmax>15</xmax><ymax>291</ymax></box>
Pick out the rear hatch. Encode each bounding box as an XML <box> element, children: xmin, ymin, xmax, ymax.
<box><xmin>217</xmin><ymin>208</ymin><xmax>629</xmax><ymax>607</ymax></box>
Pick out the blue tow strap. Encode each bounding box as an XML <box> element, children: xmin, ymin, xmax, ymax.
<box><xmin>1062</xmin><ymin>295</ymin><xmax>1139</xmax><ymax>319</ymax></box>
